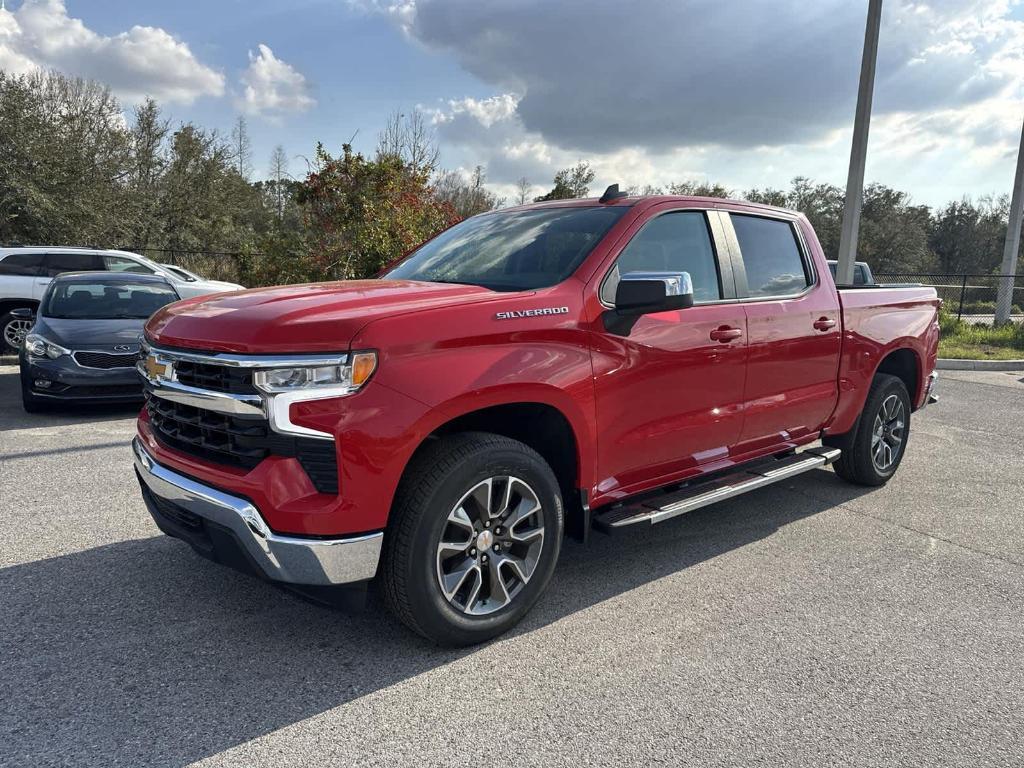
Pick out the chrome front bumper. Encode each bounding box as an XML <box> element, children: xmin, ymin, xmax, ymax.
<box><xmin>133</xmin><ymin>438</ymin><xmax>382</xmax><ymax>585</ymax></box>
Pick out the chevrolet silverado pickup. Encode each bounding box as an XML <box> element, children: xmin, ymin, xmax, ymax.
<box><xmin>133</xmin><ymin>188</ymin><xmax>939</xmax><ymax>646</ymax></box>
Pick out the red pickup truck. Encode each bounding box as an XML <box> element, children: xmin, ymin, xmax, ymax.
<box><xmin>133</xmin><ymin>189</ymin><xmax>939</xmax><ymax>645</ymax></box>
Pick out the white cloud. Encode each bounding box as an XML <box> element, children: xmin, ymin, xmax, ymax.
<box><xmin>371</xmin><ymin>0</ymin><xmax>1024</xmax><ymax>205</ymax></box>
<box><xmin>0</xmin><ymin>0</ymin><xmax>224</xmax><ymax>104</ymax></box>
<box><xmin>238</xmin><ymin>43</ymin><xmax>315</xmax><ymax>118</ymax></box>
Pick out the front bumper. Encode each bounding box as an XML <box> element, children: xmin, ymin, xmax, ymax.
<box><xmin>22</xmin><ymin>355</ymin><xmax>144</xmax><ymax>401</ymax></box>
<box><xmin>133</xmin><ymin>438</ymin><xmax>382</xmax><ymax>585</ymax></box>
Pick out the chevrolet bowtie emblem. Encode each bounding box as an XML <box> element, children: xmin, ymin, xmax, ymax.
<box><xmin>143</xmin><ymin>354</ymin><xmax>168</xmax><ymax>380</ymax></box>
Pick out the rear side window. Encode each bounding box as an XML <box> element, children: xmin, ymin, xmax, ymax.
<box><xmin>41</xmin><ymin>253</ymin><xmax>103</xmax><ymax>277</ymax></box>
<box><xmin>0</xmin><ymin>253</ymin><xmax>42</xmax><ymax>276</ymax></box>
<box><xmin>602</xmin><ymin>211</ymin><xmax>721</xmax><ymax>304</ymax></box>
<box><xmin>104</xmin><ymin>255</ymin><xmax>155</xmax><ymax>274</ymax></box>
<box><xmin>731</xmin><ymin>215</ymin><xmax>810</xmax><ymax>297</ymax></box>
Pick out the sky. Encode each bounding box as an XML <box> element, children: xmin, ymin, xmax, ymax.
<box><xmin>1</xmin><ymin>0</ymin><xmax>1023</xmax><ymax>207</ymax></box>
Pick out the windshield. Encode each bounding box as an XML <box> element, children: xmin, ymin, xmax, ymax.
<box><xmin>165</xmin><ymin>265</ymin><xmax>199</xmax><ymax>281</ymax></box>
<box><xmin>43</xmin><ymin>281</ymin><xmax>179</xmax><ymax>319</ymax></box>
<box><xmin>384</xmin><ymin>205</ymin><xmax>629</xmax><ymax>291</ymax></box>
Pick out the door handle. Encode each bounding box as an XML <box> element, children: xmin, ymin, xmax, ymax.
<box><xmin>709</xmin><ymin>326</ymin><xmax>743</xmax><ymax>342</ymax></box>
<box><xmin>813</xmin><ymin>317</ymin><xmax>837</xmax><ymax>331</ymax></box>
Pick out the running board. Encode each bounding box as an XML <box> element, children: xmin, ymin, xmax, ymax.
<box><xmin>592</xmin><ymin>447</ymin><xmax>841</xmax><ymax>532</ymax></box>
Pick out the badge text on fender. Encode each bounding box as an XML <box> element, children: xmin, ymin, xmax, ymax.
<box><xmin>495</xmin><ymin>306</ymin><xmax>570</xmax><ymax>320</ymax></box>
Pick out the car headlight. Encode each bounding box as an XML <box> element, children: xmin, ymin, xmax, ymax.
<box><xmin>25</xmin><ymin>333</ymin><xmax>70</xmax><ymax>359</ymax></box>
<box><xmin>252</xmin><ymin>351</ymin><xmax>377</xmax><ymax>395</ymax></box>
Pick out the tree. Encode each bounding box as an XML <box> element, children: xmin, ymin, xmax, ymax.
<box><xmin>534</xmin><ymin>162</ymin><xmax>594</xmax><ymax>201</ymax></box>
<box><xmin>667</xmin><ymin>180</ymin><xmax>731</xmax><ymax>198</ymax></box>
<box><xmin>929</xmin><ymin>197</ymin><xmax>1008</xmax><ymax>275</ymax></box>
<box><xmin>515</xmin><ymin>176</ymin><xmax>531</xmax><ymax>205</ymax></box>
<box><xmin>376</xmin><ymin>109</ymin><xmax>439</xmax><ymax>177</ymax></box>
<box><xmin>267</xmin><ymin>144</ymin><xmax>290</xmax><ymax>221</ymax></box>
<box><xmin>230</xmin><ymin>115</ymin><xmax>253</xmax><ymax>180</ymax></box>
<box><xmin>434</xmin><ymin>165</ymin><xmax>503</xmax><ymax>218</ymax></box>
<box><xmin>299</xmin><ymin>142</ymin><xmax>459</xmax><ymax>280</ymax></box>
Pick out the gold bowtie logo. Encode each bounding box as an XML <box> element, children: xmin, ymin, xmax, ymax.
<box><xmin>143</xmin><ymin>354</ymin><xmax>168</xmax><ymax>380</ymax></box>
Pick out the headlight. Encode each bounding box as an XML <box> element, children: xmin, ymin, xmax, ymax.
<box><xmin>24</xmin><ymin>333</ymin><xmax>70</xmax><ymax>359</ymax></box>
<box><xmin>253</xmin><ymin>351</ymin><xmax>377</xmax><ymax>394</ymax></box>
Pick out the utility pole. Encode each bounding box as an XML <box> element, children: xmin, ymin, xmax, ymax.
<box><xmin>994</xmin><ymin>117</ymin><xmax>1024</xmax><ymax>325</ymax></box>
<box><xmin>836</xmin><ymin>0</ymin><xmax>883</xmax><ymax>286</ymax></box>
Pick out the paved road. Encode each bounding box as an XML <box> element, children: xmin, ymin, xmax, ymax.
<box><xmin>1</xmin><ymin>366</ymin><xmax>1023</xmax><ymax>767</ymax></box>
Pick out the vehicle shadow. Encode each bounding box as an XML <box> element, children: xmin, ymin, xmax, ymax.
<box><xmin>0</xmin><ymin>469</ymin><xmax>873</xmax><ymax>766</ymax></box>
<box><xmin>0</xmin><ymin>367</ymin><xmax>141</xmax><ymax>431</ymax></box>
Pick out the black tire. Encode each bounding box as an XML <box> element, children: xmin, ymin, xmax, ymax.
<box><xmin>381</xmin><ymin>432</ymin><xmax>564</xmax><ymax>646</ymax></box>
<box><xmin>825</xmin><ymin>373</ymin><xmax>911</xmax><ymax>486</ymax></box>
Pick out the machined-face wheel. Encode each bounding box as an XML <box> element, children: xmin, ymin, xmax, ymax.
<box><xmin>871</xmin><ymin>393</ymin><xmax>905</xmax><ymax>472</ymax></box>
<box><xmin>435</xmin><ymin>475</ymin><xmax>545</xmax><ymax>616</ymax></box>
<box><xmin>3</xmin><ymin>317</ymin><xmax>32</xmax><ymax>351</ymax></box>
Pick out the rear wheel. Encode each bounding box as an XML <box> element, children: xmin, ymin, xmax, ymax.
<box><xmin>381</xmin><ymin>432</ymin><xmax>563</xmax><ymax>646</ymax></box>
<box><xmin>826</xmin><ymin>373</ymin><xmax>910</xmax><ymax>486</ymax></box>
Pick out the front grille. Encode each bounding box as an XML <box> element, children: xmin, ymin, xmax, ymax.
<box><xmin>173</xmin><ymin>359</ymin><xmax>257</xmax><ymax>394</ymax></box>
<box><xmin>146</xmin><ymin>396</ymin><xmax>338</xmax><ymax>494</ymax></box>
<box><xmin>74</xmin><ymin>351</ymin><xmax>138</xmax><ymax>369</ymax></box>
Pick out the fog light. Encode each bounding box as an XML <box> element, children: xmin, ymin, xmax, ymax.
<box><xmin>34</xmin><ymin>379</ymin><xmax>52</xmax><ymax>388</ymax></box>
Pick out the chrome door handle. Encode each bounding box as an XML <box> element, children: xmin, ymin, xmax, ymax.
<box><xmin>813</xmin><ymin>317</ymin><xmax>837</xmax><ymax>331</ymax></box>
<box><xmin>710</xmin><ymin>327</ymin><xmax>743</xmax><ymax>342</ymax></box>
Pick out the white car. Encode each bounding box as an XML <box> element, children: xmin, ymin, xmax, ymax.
<box><xmin>0</xmin><ymin>247</ymin><xmax>244</xmax><ymax>352</ymax></box>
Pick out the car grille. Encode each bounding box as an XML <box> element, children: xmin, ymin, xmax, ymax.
<box><xmin>74</xmin><ymin>351</ymin><xmax>139</xmax><ymax>369</ymax></box>
<box><xmin>146</xmin><ymin>397</ymin><xmax>338</xmax><ymax>494</ymax></box>
<box><xmin>173</xmin><ymin>359</ymin><xmax>257</xmax><ymax>394</ymax></box>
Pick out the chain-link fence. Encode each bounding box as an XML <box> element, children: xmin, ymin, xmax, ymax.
<box><xmin>874</xmin><ymin>273</ymin><xmax>1024</xmax><ymax>321</ymax></box>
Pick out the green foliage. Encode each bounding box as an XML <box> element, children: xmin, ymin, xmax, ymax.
<box><xmin>938</xmin><ymin>308</ymin><xmax>1024</xmax><ymax>359</ymax></box>
<box><xmin>298</xmin><ymin>143</ymin><xmax>460</xmax><ymax>280</ymax></box>
<box><xmin>535</xmin><ymin>162</ymin><xmax>595</xmax><ymax>201</ymax></box>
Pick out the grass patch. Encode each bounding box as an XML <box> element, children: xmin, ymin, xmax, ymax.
<box><xmin>939</xmin><ymin>310</ymin><xmax>1024</xmax><ymax>360</ymax></box>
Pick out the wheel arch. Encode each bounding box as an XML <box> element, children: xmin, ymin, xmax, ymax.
<box><xmin>874</xmin><ymin>346</ymin><xmax>921</xmax><ymax>408</ymax></box>
<box><xmin>412</xmin><ymin>401</ymin><xmax>584</xmax><ymax>507</ymax></box>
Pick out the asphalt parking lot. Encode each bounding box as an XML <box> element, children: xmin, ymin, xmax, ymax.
<box><xmin>1</xmin><ymin>364</ymin><xmax>1023</xmax><ymax>767</ymax></box>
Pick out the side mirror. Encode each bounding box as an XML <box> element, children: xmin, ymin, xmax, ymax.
<box><xmin>604</xmin><ymin>271</ymin><xmax>693</xmax><ymax>334</ymax></box>
<box><xmin>10</xmin><ymin>307</ymin><xmax>34</xmax><ymax>319</ymax></box>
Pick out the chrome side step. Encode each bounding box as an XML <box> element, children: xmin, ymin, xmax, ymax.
<box><xmin>592</xmin><ymin>447</ymin><xmax>841</xmax><ymax>532</ymax></box>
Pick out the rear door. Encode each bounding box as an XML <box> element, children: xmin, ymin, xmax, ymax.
<box><xmin>0</xmin><ymin>253</ymin><xmax>44</xmax><ymax>300</ymax></box>
<box><xmin>590</xmin><ymin>206</ymin><xmax>749</xmax><ymax>497</ymax></box>
<box><xmin>723</xmin><ymin>213</ymin><xmax>841</xmax><ymax>453</ymax></box>
<box><xmin>36</xmin><ymin>252</ymin><xmax>105</xmax><ymax>298</ymax></box>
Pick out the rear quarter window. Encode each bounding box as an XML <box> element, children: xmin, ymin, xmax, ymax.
<box><xmin>731</xmin><ymin>215</ymin><xmax>811</xmax><ymax>298</ymax></box>
<box><xmin>0</xmin><ymin>253</ymin><xmax>43</xmax><ymax>276</ymax></box>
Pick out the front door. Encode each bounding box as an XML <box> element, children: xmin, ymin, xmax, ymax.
<box><xmin>589</xmin><ymin>208</ymin><xmax>748</xmax><ymax>501</ymax></box>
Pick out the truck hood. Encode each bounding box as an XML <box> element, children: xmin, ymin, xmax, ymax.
<box><xmin>145</xmin><ymin>279</ymin><xmax>497</xmax><ymax>353</ymax></box>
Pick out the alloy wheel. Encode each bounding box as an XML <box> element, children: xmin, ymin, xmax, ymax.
<box><xmin>3</xmin><ymin>318</ymin><xmax>32</xmax><ymax>351</ymax></box>
<box><xmin>435</xmin><ymin>476</ymin><xmax>545</xmax><ymax>616</ymax></box>
<box><xmin>871</xmin><ymin>393</ymin><xmax>905</xmax><ymax>471</ymax></box>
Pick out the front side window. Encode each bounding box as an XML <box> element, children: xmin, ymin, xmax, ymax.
<box><xmin>602</xmin><ymin>211</ymin><xmax>721</xmax><ymax>304</ymax></box>
<box><xmin>731</xmin><ymin>215</ymin><xmax>810</xmax><ymax>297</ymax></box>
<box><xmin>43</xmin><ymin>281</ymin><xmax>179</xmax><ymax>319</ymax></box>
<box><xmin>41</xmin><ymin>253</ymin><xmax>103</xmax><ymax>277</ymax></box>
<box><xmin>0</xmin><ymin>253</ymin><xmax>42</xmax><ymax>276</ymax></box>
<box><xmin>104</xmin><ymin>255</ymin><xmax>155</xmax><ymax>274</ymax></box>
<box><xmin>385</xmin><ymin>206</ymin><xmax>628</xmax><ymax>291</ymax></box>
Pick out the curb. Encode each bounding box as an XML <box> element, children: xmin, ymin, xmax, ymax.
<box><xmin>937</xmin><ymin>358</ymin><xmax>1024</xmax><ymax>371</ymax></box>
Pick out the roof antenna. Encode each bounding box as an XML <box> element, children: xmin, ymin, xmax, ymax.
<box><xmin>599</xmin><ymin>183</ymin><xmax>628</xmax><ymax>203</ymax></box>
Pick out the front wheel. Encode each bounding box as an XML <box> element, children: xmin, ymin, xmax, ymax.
<box><xmin>2</xmin><ymin>311</ymin><xmax>33</xmax><ymax>354</ymax></box>
<box><xmin>825</xmin><ymin>373</ymin><xmax>911</xmax><ymax>486</ymax></box>
<box><xmin>381</xmin><ymin>432</ymin><xmax>563</xmax><ymax>646</ymax></box>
